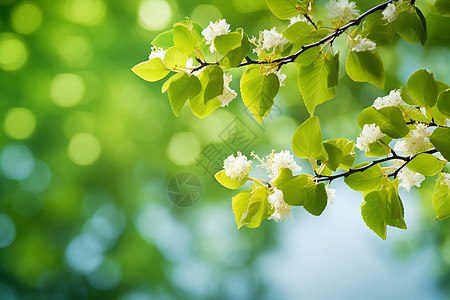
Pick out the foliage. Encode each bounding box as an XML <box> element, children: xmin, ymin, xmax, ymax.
<box><xmin>133</xmin><ymin>0</ymin><xmax>450</xmax><ymax>240</ymax></box>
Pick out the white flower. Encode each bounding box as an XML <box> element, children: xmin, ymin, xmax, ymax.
<box><xmin>440</xmin><ymin>173</ymin><xmax>450</xmax><ymax>187</ymax></box>
<box><xmin>148</xmin><ymin>46</ymin><xmax>166</xmax><ymax>62</ymax></box>
<box><xmin>261</xmin><ymin>28</ymin><xmax>288</xmax><ymax>51</ymax></box>
<box><xmin>382</xmin><ymin>3</ymin><xmax>398</xmax><ymax>23</ymax></box>
<box><xmin>254</xmin><ymin>150</ymin><xmax>302</xmax><ymax>180</ymax></box>
<box><xmin>398</xmin><ymin>167</ymin><xmax>425</xmax><ymax>191</ymax></box>
<box><xmin>373</xmin><ymin>89</ymin><xmax>403</xmax><ymax>110</ymax></box>
<box><xmin>217</xmin><ymin>74</ymin><xmax>237</xmax><ymax>107</ymax></box>
<box><xmin>326</xmin><ymin>188</ymin><xmax>336</xmax><ymax>204</ymax></box>
<box><xmin>356</xmin><ymin>123</ymin><xmax>386</xmax><ymax>152</ymax></box>
<box><xmin>223</xmin><ymin>151</ymin><xmax>252</xmax><ymax>181</ymax></box>
<box><xmin>201</xmin><ymin>19</ymin><xmax>231</xmax><ymax>53</ymax></box>
<box><xmin>326</xmin><ymin>0</ymin><xmax>359</xmax><ymax>23</ymax></box>
<box><xmin>268</xmin><ymin>188</ymin><xmax>292</xmax><ymax>222</ymax></box>
<box><xmin>351</xmin><ymin>35</ymin><xmax>376</xmax><ymax>52</ymax></box>
<box><xmin>289</xmin><ymin>15</ymin><xmax>308</xmax><ymax>25</ymax></box>
<box><xmin>394</xmin><ymin>124</ymin><xmax>432</xmax><ymax>157</ymax></box>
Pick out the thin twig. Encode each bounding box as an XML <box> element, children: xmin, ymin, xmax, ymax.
<box><xmin>315</xmin><ymin>148</ymin><xmax>438</xmax><ymax>183</ymax></box>
<box><xmin>191</xmin><ymin>0</ymin><xmax>397</xmax><ymax>72</ymax></box>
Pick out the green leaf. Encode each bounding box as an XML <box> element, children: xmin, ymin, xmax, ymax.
<box><xmin>283</xmin><ymin>21</ymin><xmax>316</xmax><ymax>52</ymax></box>
<box><xmin>394</xmin><ymin>7</ymin><xmax>427</xmax><ymax>45</ymax></box>
<box><xmin>303</xmin><ymin>182</ymin><xmax>327</xmax><ymax>216</ymax></box>
<box><xmin>322</xmin><ymin>142</ymin><xmax>343</xmax><ymax>171</ymax></box>
<box><xmin>265</xmin><ymin>0</ymin><xmax>299</xmax><ymax>20</ymax></box>
<box><xmin>386</xmin><ymin>178</ymin><xmax>407</xmax><ymax>230</ymax></box>
<box><xmin>214</xmin><ymin>170</ymin><xmax>248</xmax><ymax>189</ymax></box>
<box><xmin>361</xmin><ymin>12</ymin><xmax>395</xmax><ymax>45</ymax></box>
<box><xmin>357</xmin><ymin>107</ymin><xmax>409</xmax><ymax>139</ymax></box>
<box><xmin>406</xmin><ymin>69</ymin><xmax>438</xmax><ymax>107</ymax></box>
<box><xmin>292</xmin><ymin>116</ymin><xmax>326</xmax><ymax>160</ymax></box>
<box><xmin>272</xmin><ymin>168</ymin><xmax>294</xmax><ymax>186</ymax></box>
<box><xmin>430</xmin><ymin>127</ymin><xmax>450</xmax><ymax>161</ymax></box>
<box><xmin>344</xmin><ymin>163</ymin><xmax>383</xmax><ymax>192</ymax></box>
<box><xmin>366</xmin><ymin>136</ymin><xmax>392</xmax><ymax>157</ymax></box>
<box><xmin>298</xmin><ymin>52</ymin><xmax>339</xmax><ymax>115</ymax></box>
<box><xmin>173</xmin><ymin>20</ymin><xmax>201</xmax><ymax>55</ymax></box>
<box><xmin>188</xmin><ymin>67</ymin><xmax>222</xmax><ymax>118</ymax></box>
<box><xmin>220</xmin><ymin>29</ymin><xmax>251</xmax><ymax>68</ymax></box>
<box><xmin>346</xmin><ymin>50</ymin><xmax>384</xmax><ymax>89</ymax></box>
<box><xmin>214</xmin><ymin>32</ymin><xmax>242</xmax><ymax>56</ymax></box>
<box><xmin>163</xmin><ymin>47</ymin><xmax>188</xmax><ymax>69</ymax></box>
<box><xmin>401</xmin><ymin>88</ymin><xmax>416</xmax><ymax>105</ymax></box>
<box><xmin>203</xmin><ymin>65</ymin><xmax>224</xmax><ymax>102</ymax></box>
<box><xmin>323</xmin><ymin>138</ymin><xmax>356</xmax><ymax>171</ymax></box>
<box><xmin>232</xmin><ymin>186</ymin><xmax>272</xmax><ymax>229</ymax></box>
<box><xmin>361</xmin><ymin>189</ymin><xmax>388</xmax><ymax>240</ymax></box>
<box><xmin>407</xmin><ymin>153</ymin><xmax>446</xmax><ymax>176</ymax></box>
<box><xmin>240</xmin><ymin>67</ymin><xmax>279</xmax><ymax>123</ymax></box>
<box><xmin>167</xmin><ymin>72</ymin><xmax>202</xmax><ymax>116</ymax></box>
<box><xmin>152</xmin><ymin>30</ymin><xmax>174</xmax><ymax>49</ymax></box>
<box><xmin>232</xmin><ymin>191</ymin><xmax>251</xmax><ymax>229</ymax></box>
<box><xmin>433</xmin><ymin>173</ymin><xmax>450</xmax><ymax>220</ymax></box>
<box><xmin>437</xmin><ymin>89</ymin><xmax>450</xmax><ymax>117</ymax></box>
<box><xmin>275</xmin><ymin>174</ymin><xmax>311</xmax><ymax>206</ymax></box>
<box><xmin>131</xmin><ymin>58</ymin><xmax>169</xmax><ymax>82</ymax></box>
<box><xmin>435</xmin><ymin>0</ymin><xmax>450</xmax><ymax>17</ymax></box>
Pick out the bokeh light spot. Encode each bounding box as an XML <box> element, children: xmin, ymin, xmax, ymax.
<box><xmin>19</xmin><ymin>159</ymin><xmax>52</xmax><ymax>193</ymax></box>
<box><xmin>67</xmin><ymin>133</ymin><xmax>101</xmax><ymax>166</ymax></box>
<box><xmin>87</xmin><ymin>257</ymin><xmax>122</xmax><ymax>290</ymax></box>
<box><xmin>0</xmin><ymin>33</ymin><xmax>27</xmax><ymax>71</ymax></box>
<box><xmin>190</xmin><ymin>5</ymin><xmax>222</xmax><ymax>27</ymax></box>
<box><xmin>57</xmin><ymin>35</ymin><xmax>92</xmax><ymax>65</ymax></box>
<box><xmin>50</xmin><ymin>73</ymin><xmax>85</xmax><ymax>107</ymax></box>
<box><xmin>0</xmin><ymin>213</ymin><xmax>16</xmax><ymax>248</ymax></box>
<box><xmin>0</xmin><ymin>143</ymin><xmax>35</xmax><ymax>180</ymax></box>
<box><xmin>65</xmin><ymin>233</ymin><xmax>104</xmax><ymax>274</ymax></box>
<box><xmin>11</xmin><ymin>2</ymin><xmax>43</xmax><ymax>34</ymax></box>
<box><xmin>3</xmin><ymin>107</ymin><xmax>36</xmax><ymax>140</ymax></box>
<box><xmin>63</xmin><ymin>0</ymin><xmax>106</xmax><ymax>26</ymax></box>
<box><xmin>138</xmin><ymin>0</ymin><xmax>172</xmax><ymax>31</ymax></box>
<box><xmin>167</xmin><ymin>132</ymin><xmax>201</xmax><ymax>166</ymax></box>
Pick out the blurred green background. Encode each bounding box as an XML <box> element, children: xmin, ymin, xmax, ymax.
<box><xmin>0</xmin><ymin>0</ymin><xmax>450</xmax><ymax>299</ymax></box>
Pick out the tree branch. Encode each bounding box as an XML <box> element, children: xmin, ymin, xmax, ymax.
<box><xmin>315</xmin><ymin>148</ymin><xmax>438</xmax><ymax>183</ymax></box>
<box><xmin>192</xmin><ymin>0</ymin><xmax>398</xmax><ymax>73</ymax></box>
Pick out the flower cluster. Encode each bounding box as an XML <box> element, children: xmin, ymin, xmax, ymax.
<box><xmin>372</xmin><ymin>89</ymin><xmax>403</xmax><ymax>110</ymax></box>
<box><xmin>218</xmin><ymin>74</ymin><xmax>237</xmax><ymax>107</ymax></box>
<box><xmin>252</xmin><ymin>150</ymin><xmax>302</xmax><ymax>180</ymax></box>
<box><xmin>398</xmin><ymin>166</ymin><xmax>426</xmax><ymax>191</ymax></box>
<box><xmin>326</xmin><ymin>0</ymin><xmax>359</xmax><ymax>23</ymax></box>
<box><xmin>382</xmin><ymin>3</ymin><xmax>398</xmax><ymax>23</ymax></box>
<box><xmin>351</xmin><ymin>35</ymin><xmax>376</xmax><ymax>52</ymax></box>
<box><xmin>268</xmin><ymin>188</ymin><xmax>292</xmax><ymax>222</ymax></box>
<box><xmin>394</xmin><ymin>124</ymin><xmax>432</xmax><ymax>157</ymax></box>
<box><xmin>441</xmin><ymin>173</ymin><xmax>450</xmax><ymax>187</ymax></box>
<box><xmin>252</xmin><ymin>27</ymin><xmax>288</xmax><ymax>56</ymax></box>
<box><xmin>223</xmin><ymin>152</ymin><xmax>252</xmax><ymax>181</ymax></box>
<box><xmin>356</xmin><ymin>123</ymin><xmax>386</xmax><ymax>152</ymax></box>
<box><xmin>201</xmin><ymin>19</ymin><xmax>231</xmax><ymax>53</ymax></box>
